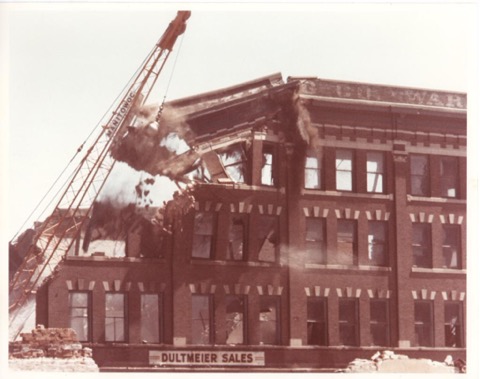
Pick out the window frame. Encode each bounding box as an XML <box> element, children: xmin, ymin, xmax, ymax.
<box><xmin>442</xmin><ymin>224</ymin><xmax>461</xmax><ymax>269</ymax></box>
<box><xmin>338</xmin><ymin>298</ymin><xmax>359</xmax><ymax>346</ymax></box>
<box><xmin>335</xmin><ymin>149</ymin><xmax>354</xmax><ymax>192</ymax></box>
<box><xmin>369</xmin><ymin>299</ymin><xmax>390</xmax><ymax>347</ymax></box>
<box><xmin>191</xmin><ymin>211</ymin><xmax>215</xmax><ymax>259</ymax></box>
<box><xmin>191</xmin><ymin>294</ymin><xmax>214</xmax><ymax>345</ymax></box>
<box><xmin>218</xmin><ymin>143</ymin><xmax>249</xmax><ymax>184</ymax></box>
<box><xmin>439</xmin><ymin>156</ymin><xmax>459</xmax><ymax>198</ymax></box>
<box><xmin>68</xmin><ymin>291</ymin><xmax>92</xmax><ymax>342</ymax></box>
<box><xmin>444</xmin><ymin>301</ymin><xmax>464</xmax><ymax>348</ymax></box>
<box><xmin>227</xmin><ymin>213</ymin><xmax>248</xmax><ymax>261</ymax></box>
<box><xmin>261</xmin><ymin>144</ymin><xmax>276</xmax><ymax>187</ymax></box>
<box><xmin>257</xmin><ymin>215</ymin><xmax>279</xmax><ymax>263</ymax></box>
<box><xmin>140</xmin><ymin>293</ymin><xmax>163</xmax><ymax>344</ymax></box>
<box><xmin>367</xmin><ymin>221</ymin><xmax>388</xmax><ymax>267</ymax></box>
<box><xmin>336</xmin><ymin>220</ymin><xmax>357</xmax><ymax>265</ymax></box>
<box><xmin>410</xmin><ymin>154</ymin><xmax>430</xmax><ymax>196</ymax></box>
<box><xmin>225</xmin><ymin>294</ymin><xmax>248</xmax><ymax>345</ymax></box>
<box><xmin>305</xmin><ymin>217</ymin><xmax>327</xmax><ymax>264</ymax></box>
<box><xmin>105</xmin><ymin>292</ymin><xmax>128</xmax><ymax>343</ymax></box>
<box><xmin>414</xmin><ymin>300</ymin><xmax>434</xmax><ymax>347</ymax></box>
<box><xmin>412</xmin><ymin>223</ymin><xmax>432</xmax><ymax>268</ymax></box>
<box><xmin>307</xmin><ymin>297</ymin><xmax>328</xmax><ymax>346</ymax></box>
<box><xmin>366</xmin><ymin>151</ymin><xmax>385</xmax><ymax>193</ymax></box>
<box><xmin>305</xmin><ymin>148</ymin><xmax>322</xmax><ymax>190</ymax></box>
<box><xmin>259</xmin><ymin>295</ymin><xmax>281</xmax><ymax>345</ymax></box>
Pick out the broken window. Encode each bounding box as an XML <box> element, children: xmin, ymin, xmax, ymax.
<box><xmin>412</xmin><ymin>223</ymin><xmax>432</xmax><ymax>268</ymax></box>
<box><xmin>305</xmin><ymin>149</ymin><xmax>322</xmax><ymax>189</ymax></box>
<box><xmin>444</xmin><ymin>302</ymin><xmax>464</xmax><ymax>347</ymax></box>
<box><xmin>366</xmin><ymin>152</ymin><xmax>385</xmax><ymax>193</ymax></box>
<box><xmin>368</xmin><ymin>221</ymin><xmax>388</xmax><ymax>266</ymax></box>
<box><xmin>257</xmin><ymin>215</ymin><xmax>278</xmax><ymax>263</ymax></box>
<box><xmin>336</xmin><ymin>150</ymin><xmax>353</xmax><ymax>191</ymax></box>
<box><xmin>261</xmin><ymin>145</ymin><xmax>275</xmax><ymax>186</ymax></box>
<box><xmin>410</xmin><ymin>155</ymin><xmax>430</xmax><ymax>196</ymax></box>
<box><xmin>442</xmin><ymin>225</ymin><xmax>461</xmax><ymax>269</ymax></box>
<box><xmin>259</xmin><ymin>296</ymin><xmax>280</xmax><ymax>345</ymax></box>
<box><xmin>414</xmin><ymin>301</ymin><xmax>434</xmax><ymax>347</ymax></box>
<box><xmin>105</xmin><ymin>293</ymin><xmax>126</xmax><ymax>342</ymax></box>
<box><xmin>337</xmin><ymin>220</ymin><xmax>357</xmax><ymax>265</ymax></box>
<box><xmin>227</xmin><ymin>214</ymin><xmax>247</xmax><ymax>261</ymax></box>
<box><xmin>305</xmin><ymin>218</ymin><xmax>326</xmax><ymax>264</ymax></box>
<box><xmin>68</xmin><ymin>292</ymin><xmax>90</xmax><ymax>342</ymax></box>
<box><xmin>440</xmin><ymin>156</ymin><xmax>458</xmax><ymax>198</ymax></box>
<box><xmin>225</xmin><ymin>295</ymin><xmax>246</xmax><ymax>345</ymax></box>
<box><xmin>219</xmin><ymin>143</ymin><xmax>248</xmax><ymax>183</ymax></box>
<box><xmin>370</xmin><ymin>299</ymin><xmax>390</xmax><ymax>346</ymax></box>
<box><xmin>191</xmin><ymin>294</ymin><xmax>213</xmax><ymax>344</ymax></box>
<box><xmin>140</xmin><ymin>294</ymin><xmax>161</xmax><ymax>343</ymax></box>
<box><xmin>192</xmin><ymin>212</ymin><xmax>214</xmax><ymax>259</ymax></box>
<box><xmin>307</xmin><ymin>297</ymin><xmax>328</xmax><ymax>346</ymax></box>
<box><xmin>338</xmin><ymin>298</ymin><xmax>359</xmax><ymax>346</ymax></box>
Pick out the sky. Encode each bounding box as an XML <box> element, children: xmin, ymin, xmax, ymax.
<box><xmin>1</xmin><ymin>1</ymin><xmax>478</xmax><ymax>241</ymax></box>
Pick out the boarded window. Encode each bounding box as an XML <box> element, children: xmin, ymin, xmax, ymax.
<box><xmin>370</xmin><ymin>299</ymin><xmax>389</xmax><ymax>346</ymax></box>
<box><xmin>368</xmin><ymin>221</ymin><xmax>388</xmax><ymax>266</ymax></box>
<box><xmin>192</xmin><ymin>212</ymin><xmax>214</xmax><ymax>259</ymax></box>
<box><xmin>444</xmin><ymin>302</ymin><xmax>464</xmax><ymax>347</ymax></box>
<box><xmin>105</xmin><ymin>293</ymin><xmax>126</xmax><ymax>342</ymax></box>
<box><xmin>225</xmin><ymin>295</ymin><xmax>246</xmax><ymax>345</ymax></box>
<box><xmin>367</xmin><ymin>152</ymin><xmax>384</xmax><ymax>193</ymax></box>
<box><xmin>219</xmin><ymin>143</ymin><xmax>248</xmax><ymax>183</ymax></box>
<box><xmin>440</xmin><ymin>156</ymin><xmax>458</xmax><ymax>198</ymax></box>
<box><xmin>307</xmin><ymin>297</ymin><xmax>328</xmax><ymax>346</ymax></box>
<box><xmin>414</xmin><ymin>301</ymin><xmax>433</xmax><ymax>347</ymax></box>
<box><xmin>257</xmin><ymin>215</ymin><xmax>278</xmax><ymax>262</ymax></box>
<box><xmin>68</xmin><ymin>292</ymin><xmax>90</xmax><ymax>342</ymax></box>
<box><xmin>338</xmin><ymin>298</ymin><xmax>359</xmax><ymax>346</ymax></box>
<box><xmin>306</xmin><ymin>218</ymin><xmax>326</xmax><ymax>264</ymax></box>
<box><xmin>410</xmin><ymin>155</ymin><xmax>430</xmax><ymax>196</ymax></box>
<box><xmin>337</xmin><ymin>220</ymin><xmax>356</xmax><ymax>265</ymax></box>
<box><xmin>305</xmin><ymin>150</ymin><xmax>321</xmax><ymax>189</ymax></box>
<box><xmin>336</xmin><ymin>150</ymin><xmax>353</xmax><ymax>191</ymax></box>
<box><xmin>141</xmin><ymin>294</ymin><xmax>161</xmax><ymax>343</ymax></box>
<box><xmin>191</xmin><ymin>295</ymin><xmax>213</xmax><ymax>344</ymax></box>
<box><xmin>261</xmin><ymin>145</ymin><xmax>275</xmax><ymax>186</ymax></box>
<box><xmin>228</xmin><ymin>214</ymin><xmax>247</xmax><ymax>261</ymax></box>
<box><xmin>412</xmin><ymin>223</ymin><xmax>431</xmax><ymax>268</ymax></box>
<box><xmin>259</xmin><ymin>296</ymin><xmax>280</xmax><ymax>345</ymax></box>
<box><xmin>442</xmin><ymin>225</ymin><xmax>461</xmax><ymax>269</ymax></box>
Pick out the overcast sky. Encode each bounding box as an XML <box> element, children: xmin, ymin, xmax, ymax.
<box><xmin>2</xmin><ymin>2</ymin><xmax>478</xmax><ymax>239</ymax></box>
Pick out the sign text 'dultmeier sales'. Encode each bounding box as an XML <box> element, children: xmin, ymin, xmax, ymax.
<box><xmin>149</xmin><ymin>351</ymin><xmax>265</xmax><ymax>366</ymax></box>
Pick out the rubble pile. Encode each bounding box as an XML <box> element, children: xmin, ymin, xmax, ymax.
<box><xmin>9</xmin><ymin>325</ymin><xmax>99</xmax><ymax>372</ymax></box>
<box><xmin>343</xmin><ymin>350</ymin><xmax>466</xmax><ymax>373</ymax></box>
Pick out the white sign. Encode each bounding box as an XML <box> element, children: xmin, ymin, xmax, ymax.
<box><xmin>149</xmin><ymin>350</ymin><xmax>265</xmax><ymax>366</ymax></box>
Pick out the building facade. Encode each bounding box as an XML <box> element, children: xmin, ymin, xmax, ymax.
<box><xmin>36</xmin><ymin>74</ymin><xmax>467</xmax><ymax>371</ymax></box>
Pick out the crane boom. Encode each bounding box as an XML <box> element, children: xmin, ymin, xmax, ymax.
<box><xmin>9</xmin><ymin>10</ymin><xmax>191</xmax><ymax>340</ymax></box>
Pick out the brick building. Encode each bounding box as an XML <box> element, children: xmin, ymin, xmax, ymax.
<box><xmin>35</xmin><ymin>74</ymin><xmax>467</xmax><ymax>371</ymax></box>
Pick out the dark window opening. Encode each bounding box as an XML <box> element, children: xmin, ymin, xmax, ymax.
<box><xmin>338</xmin><ymin>298</ymin><xmax>359</xmax><ymax>346</ymax></box>
<box><xmin>192</xmin><ymin>212</ymin><xmax>214</xmax><ymax>259</ymax></box>
<box><xmin>368</xmin><ymin>221</ymin><xmax>388</xmax><ymax>266</ymax></box>
<box><xmin>306</xmin><ymin>218</ymin><xmax>326</xmax><ymax>264</ymax></box>
<box><xmin>307</xmin><ymin>297</ymin><xmax>328</xmax><ymax>346</ymax></box>
<box><xmin>259</xmin><ymin>296</ymin><xmax>280</xmax><ymax>345</ymax></box>
<box><xmin>261</xmin><ymin>144</ymin><xmax>276</xmax><ymax>186</ymax></box>
<box><xmin>442</xmin><ymin>225</ymin><xmax>461</xmax><ymax>269</ymax></box>
<box><xmin>225</xmin><ymin>295</ymin><xmax>247</xmax><ymax>345</ymax></box>
<box><xmin>336</xmin><ymin>150</ymin><xmax>353</xmax><ymax>191</ymax></box>
<box><xmin>337</xmin><ymin>220</ymin><xmax>357</xmax><ymax>265</ymax></box>
<box><xmin>191</xmin><ymin>294</ymin><xmax>214</xmax><ymax>345</ymax></box>
<box><xmin>228</xmin><ymin>214</ymin><xmax>247</xmax><ymax>261</ymax></box>
<box><xmin>68</xmin><ymin>292</ymin><xmax>91</xmax><ymax>342</ymax></box>
<box><xmin>410</xmin><ymin>155</ymin><xmax>430</xmax><ymax>196</ymax></box>
<box><xmin>370</xmin><ymin>299</ymin><xmax>390</xmax><ymax>346</ymax></box>
<box><xmin>257</xmin><ymin>215</ymin><xmax>278</xmax><ymax>263</ymax></box>
<box><xmin>412</xmin><ymin>223</ymin><xmax>432</xmax><ymax>268</ymax></box>
<box><xmin>305</xmin><ymin>149</ymin><xmax>322</xmax><ymax>189</ymax></box>
<box><xmin>219</xmin><ymin>143</ymin><xmax>249</xmax><ymax>183</ymax></box>
<box><xmin>414</xmin><ymin>301</ymin><xmax>434</xmax><ymax>347</ymax></box>
<box><xmin>367</xmin><ymin>152</ymin><xmax>385</xmax><ymax>193</ymax></box>
<box><xmin>140</xmin><ymin>294</ymin><xmax>162</xmax><ymax>343</ymax></box>
<box><xmin>105</xmin><ymin>293</ymin><xmax>126</xmax><ymax>342</ymax></box>
<box><xmin>440</xmin><ymin>156</ymin><xmax>459</xmax><ymax>198</ymax></box>
<box><xmin>444</xmin><ymin>302</ymin><xmax>464</xmax><ymax>347</ymax></box>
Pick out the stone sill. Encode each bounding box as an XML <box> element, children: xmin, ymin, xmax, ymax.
<box><xmin>66</xmin><ymin>256</ymin><xmax>165</xmax><ymax>263</ymax></box>
<box><xmin>305</xmin><ymin>264</ymin><xmax>391</xmax><ymax>272</ymax></box>
<box><xmin>191</xmin><ymin>259</ymin><xmax>280</xmax><ymax>268</ymax></box>
<box><xmin>411</xmin><ymin>267</ymin><xmax>466</xmax><ymax>275</ymax></box>
<box><xmin>407</xmin><ymin>195</ymin><xmax>466</xmax><ymax>204</ymax></box>
<box><xmin>302</xmin><ymin>189</ymin><xmax>393</xmax><ymax>200</ymax></box>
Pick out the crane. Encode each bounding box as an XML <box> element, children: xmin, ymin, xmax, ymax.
<box><xmin>8</xmin><ymin>10</ymin><xmax>191</xmax><ymax>340</ymax></box>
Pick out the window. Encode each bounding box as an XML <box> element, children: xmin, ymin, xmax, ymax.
<box><xmin>367</xmin><ymin>152</ymin><xmax>385</xmax><ymax>193</ymax></box>
<box><xmin>442</xmin><ymin>225</ymin><xmax>461</xmax><ymax>269</ymax></box>
<box><xmin>305</xmin><ymin>149</ymin><xmax>321</xmax><ymax>189</ymax></box>
<box><xmin>306</xmin><ymin>218</ymin><xmax>326</xmax><ymax>264</ymax></box>
<box><xmin>336</xmin><ymin>150</ymin><xmax>353</xmax><ymax>191</ymax></box>
<box><xmin>261</xmin><ymin>145</ymin><xmax>275</xmax><ymax>186</ymax></box>
<box><xmin>368</xmin><ymin>221</ymin><xmax>388</xmax><ymax>266</ymax></box>
<box><xmin>412</xmin><ymin>224</ymin><xmax>432</xmax><ymax>268</ymax></box>
<box><xmin>414</xmin><ymin>301</ymin><xmax>433</xmax><ymax>347</ymax></box>
<box><xmin>141</xmin><ymin>294</ymin><xmax>161</xmax><ymax>343</ymax></box>
<box><xmin>257</xmin><ymin>215</ymin><xmax>278</xmax><ymax>263</ymax></box>
<box><xmin>338</xmin><ymin>298</ymin><xmax>359</xmax><ymax>346</ymax></box>
<box><xmin>440</xmin><ymin>157</ymin><xmax>458</xmax><ymax>198</ymax></box>
<box><xmin>68</xmin><ymin>292</ymin><xmax>90</xmax><ymax>342</ymax></box>
<box><xmin>105</xmin><ymin>293</ymin><xmax>126</xmax><ymax>342</ymax></box>
<box><xmin>307</xmin><ymin>298</ymin><xmax>328</xmax><ymax>346</ymax></box>
<box><xmin>337</xmin><ymin>220</ymin><xmax>357</xmax><ymax>265</ymax></box>
<box><xmin>259</xmin><ymin>296</ymin><xmax>280</xmax><ymax>345</ymax></box>
<box><xmin>219</xmin><ymin>143</ymin><xmax>248</xmax><ymax>183</ymax></box>
<box><xmin>444</xmin><ymin>302</ymin><xmax>464</xmax><ymax>347</ymax></box>
<box><xmin>225</xmin><ymin>295</ymin><xmax>247</xmax><ymax>344</ymax></box>
<box><xmin>410</xmin><ymin>155</ymin><xmax>430</xmax><ymax>196</ymax></box>
<box><xmin>228</xmin><ymin>214</ymin><xmax>247</xmax><ymax>261</ymax></box>
<box><xmin>191</xmin><ymin>295</ymin><xmax>214</xmax><ymax>344</ymax></box>
<box><xmin>370</xmin><ymin>299</ymin><xmax>389</xmax><ymax>346</ymax></box>
<box><xmin>192</xmin><ymin>212</ymin><xmax>214</xmax><ymax>259</ymax></box>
